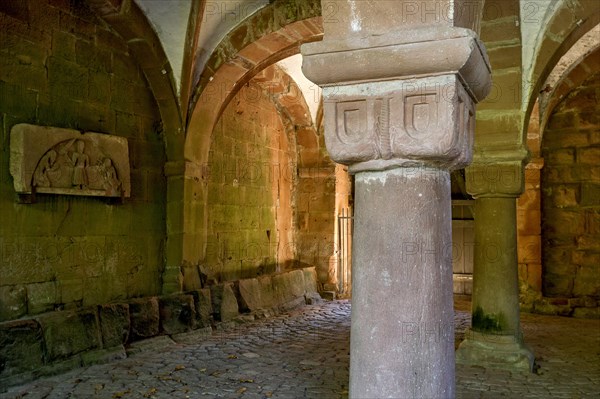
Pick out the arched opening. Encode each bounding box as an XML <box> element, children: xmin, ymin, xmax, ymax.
<box><xmin>179</xmin><ymin>18</ymin><xmax>356</xmax><ymax>294</ymax></box>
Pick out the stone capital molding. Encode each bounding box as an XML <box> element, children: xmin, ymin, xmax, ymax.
<box><xmin>466</xmin><ymin>160</ymin><xmax>525</xmax><ymax>198</ymax></box>
<box><xmin>322</xmin><ymin>74</ymin><xmax>475</xmax><ymax>173</ymax></box>
<box><xmin>302</xmin><ymin>26</ymin><xmax>491</xmax><ymax>103</ymax></box>
<box><xmin>10</xmin><ymin>124</ymin><xmax>131</xmax><ymax>198</ymax></box>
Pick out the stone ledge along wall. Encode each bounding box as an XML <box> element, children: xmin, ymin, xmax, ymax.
<box><xmin>0</xmin><ymin>267</ymin><xmax>321</xmax><ymax>389</ymax></box>
<box><xmin>538</xmin><ymin>72</ymin><xmax>600</xmax><ymax>318</ymax></box>
<box><xmin>0</xmin><ymin>1</ymin><xmax>165</xmax><ymax>321</ymax></box>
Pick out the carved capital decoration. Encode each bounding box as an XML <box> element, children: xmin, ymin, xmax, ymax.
<box><xmin>464</xmin><ymin>145</ymin><xmax>529</xmax><ymax>197</ymax></box>
<box><xmin>10</xmin><ymin>124</ymin><xmax>131</xmax><ymax>198</ymax></box>
<box><xmin>466</xmin><ymin>161</ymin><xmax>526</xmax><ymax>198</ymax></box>
<box><xmin>302</xmin><ymin>26</ymin><xmax>491</xmax><ymax>173</ymax></box>
<box><xmin>324</xmin><ymin>75</ymin><xmax>475</xmax><ymax>173</ymax></box>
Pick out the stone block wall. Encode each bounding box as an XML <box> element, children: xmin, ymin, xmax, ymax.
<box><xmin>0</xmin><ymin>267</ymin><xmax>320</xmax><ymax>389</ymax></box>
<box><xmin>296</xmin><ymin>167</ymin><xmax>337</xmax><ymax>286</ymax></box>
<box><xmin>204</xmin><ymin>83</ymin><xmax>297</xmax><ymax>282</ymax></box>
<box><xmin>538</xmin><ymin>72</ymin><xmax>600</xmax><ymax>318</ymax></box>
<box><xmin>517</xmin><ymin>102</ymin><xmax>544</xmax><ymax>311</ymax></box>
<box><xmin>296</xmin><ymin>115</ymin><xmax>340</xmax><ymax>289</ymax></box>
<box><xmin>0</xmin><ymin>0</ymin><xmax>166</xmax><ymax>321</ymax></box>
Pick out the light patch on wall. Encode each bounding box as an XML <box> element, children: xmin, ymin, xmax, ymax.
<box><xmin>349</xmin><ymin>0</ymin><xmax>362</xmax><ymax>32</ymax></box>
<box><xmin>135</xmin><ymin>0</ymin><xmax>193</xmax><ymax>93</ymax></box>
<box><xmin>520</xmin><ymin>0</ymin><xmax>562</xmax><ymax>110</ymax></box>
<box><xmin>277</xmin><ymin>54</ymin><xmax>322</xmax><ymax>125</ymax></box>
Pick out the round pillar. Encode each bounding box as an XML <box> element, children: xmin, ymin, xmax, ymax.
<box><xmin>350</xmin><ymin>168</ymin><xmax>455</xmax><ymax>398</ymax></box>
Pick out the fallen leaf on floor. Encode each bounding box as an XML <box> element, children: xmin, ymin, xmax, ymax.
<box><xmin>239</xmin><ymin>379</ymin><xmax>254</xmax><ymax>383</ymax></box>
<box><xmin>112</xmin><ymin>389</ymin><xmax>131</xmax><ymax>398</ymax></box>
<box><xmin>143</xmin><ymin>387</ymin><xmax>157</xmax><ymax>398</ymax></box>
<box><xmin>228</xmin><ymin>354</ymin><xmax>238</xmax><ymax>359</ymax></box>
<box><xmin>236</xmin><ymin>387</ymin><xmax>247</xmax><ymax>394</ymax></box>
<box><xmin>174</xmin><ymin>365</ymin><xmax>185</xmax><ymax>371</ymax></box>
<box><xmin>199</xmin><ymin>368</ymin><xmax>207</xmax><ymax>373</ymax></box>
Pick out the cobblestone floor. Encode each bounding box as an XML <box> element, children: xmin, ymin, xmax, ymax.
<box><xmin>2</xmin><ymin>299</ymin><xmax>599</xmax><ymax>399</ymax></box>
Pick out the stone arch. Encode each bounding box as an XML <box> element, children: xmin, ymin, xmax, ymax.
<box><xmin>160</xmin><ymin>18</ymin><xmax>324</xmax><ymax>293</ymax></box>
<box><xmin>87</xmin><ymin>0</ymin><xmax>183</xmax><ymax>161</ymax></box>
<box><xmin>185</xmin><ymin>18</ymin><xmax>323</xmax><ymax>164</ymax></box>
<box><xmin>186</xmin><ymin>0</ymin><xmax>322</xmax><ymax>122</ymax></box>
<box><xmin>524</xmin><ymin>1</ymin><xmax>600</xmax><ymax>134</ymax></box>
<box><xmin>540</xmin><ymin>45</ymin><xmax>600</xmax><ymax>136</ymax></box>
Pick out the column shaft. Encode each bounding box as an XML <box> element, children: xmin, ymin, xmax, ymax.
<box><xmin>350</xmin><ymin>168</ymin><xmax>455</xmax><ymax>398</ymax></box>
<box><xmin>456</xmin><ymin>192</ymin><xmax>534</xmax><ymax>371</ymax></box>
<box><xmin>471</xmin><ymin>197</ymin><xmax>520</xmax><ymax>335</ymax></box>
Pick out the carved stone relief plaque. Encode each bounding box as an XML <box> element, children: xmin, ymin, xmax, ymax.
<box><xmin>10</xmin><ymin>124</ymin><xmax>131</xmax><ymax>198</ymax></box>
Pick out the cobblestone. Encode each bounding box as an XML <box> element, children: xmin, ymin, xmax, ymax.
<box><xmin>2</xmin><ymin>299</ymin><xmax>599</xmax><ymax>398</ymax></box>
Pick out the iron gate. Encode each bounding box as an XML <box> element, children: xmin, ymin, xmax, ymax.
<box><xmin>337</xmin><ymin>208</ymin><xmax>353</xmax><ymax>295</ymax></box>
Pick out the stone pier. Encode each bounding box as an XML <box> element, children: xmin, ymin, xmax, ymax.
<box><xmin>301</xmin><ymin>1</ymin><xmax>492</xmax><ymax>396</ymax></box>
<box><xmin>457</xmin><ymin>163</ymin><xmax>535</xmax><ymax>371</ymax></box>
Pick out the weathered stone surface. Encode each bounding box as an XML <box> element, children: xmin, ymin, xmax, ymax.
<box><xmin>237</xmin><ymin>278</ymin><xmax>264</xmax><ymax>312</ymax></box>
<box><xmin>129</xmin><ymin>297</ymin><xmax>160</xmax><ymax>341</ymax></box>
<box><xmin>317</xmin><ymin>75</ymin><xmax>476</xmax><ymax>173</ymax></box>
<box><xmin>9</xmin><ymin>123</ymin><xmax>131</xmax><ymax>197</ymax></box>
<box><xmin>189</xmin><ymin>288</ymin><xmax>212</xmax><ymax>328</ymax></box>
<box><xmin>300</xmin><ymin>266</ymin><xmax>323</xmax><ymax>305</ymax></box>
<box><xmin>27</xmin><ymin>281</ymin><xmax>58</xmax><ymax>315</ymax></box>
<box><xmin>540</xmin><ymin>74</ymin><xmax>600</xmax><ymax>316</ymax></box>
<box><xmin>257</xmin><ymin>276</ymin><xmax>275</xmax><ymax>309</ymax></box>
<box><xmin>303</xmin><ymin>29</ymin><xmax>491</xmax><ymax>102</ymax></box>
<box><xmin>573</xmin><ymin>266</ymin><xmax>600</xmax><ymax>297</ymax></box>
<box><xmin>0</xmin><ymin>319</ymin><xmax>45</xmax><ymax>377</ymax></box>
<box><xmin>456</xmin><ymin>330</ymin><xmax>534</xmax><ymax>372</ymax></box>
<box><xmin>210</xmin><ymin>284</ymin><xmax>239</xmax><ymax>322</ymax></box>
<box><xmin>181</xmin><ymin>264</ymin><xmax>203</xmax><ymax>291</ymax></box>
<box><xmin>302</xmin><ymin>267</ymin><xmax>319</xmax><ymax>293</ymax></box>
<box><xmin>0</xmin><ymin>285</ymin><xmax>27</xmax><ymax>321</ymax></box>
<box><xmin>159</xmin><ymin>294</ymin><xmax>196</xmax><ymax>335</ymax></box>
<box><xmin>272</xmin><ymin>270</ymin><xmax>305</xmax><ymax>307</ymax></box>
<box><xmin>98</xmin><ymin>303</ymin><xmax>130</xmax><ymax>348</ymax></box>
<box><xmin>348</xmin><ymin>168</ymin><xmax>457</xmax><ymax>398</ymax></box>
<box><xmin>573</xmin><ymin>307</ymin><xmax>600</xmax><ymax>319</ymax></box>
<box><xmin>37</xmin><ymin>309</ymin><xmax>101</xmax><ymax>362</ymax></box>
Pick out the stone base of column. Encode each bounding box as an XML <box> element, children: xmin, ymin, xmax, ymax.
<box><xmin>456</xmin><ymin>329</ymin><xmax>535</xmax><ymax>372</ymax></box>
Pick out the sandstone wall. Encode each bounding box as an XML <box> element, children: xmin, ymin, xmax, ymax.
<box><xmin>0</xmin><ymin>0</ymin><xmax>166</xmax><ymax>321</ymax></box>
<box><xmin>204</xmin><ymin>83</ymin><xmax>297</xmax><ymax>282</ymax></box>
<box><xmin>295</xmin><ymin>113</ymin><xmax>339</xmax><ymax>288</ymax></box>
<box><xmin>539</xmin><ymin>72</ymin><xmax>600</xmax><ymax>318</ymax></box>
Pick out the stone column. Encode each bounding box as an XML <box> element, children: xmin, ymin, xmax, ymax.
<box><xmin>301</xmin><ymin>1</ymin><xmax>491</xmax><ymax>397</ymax></box>
<box><xmin>456</xmin><ymin>161</ymin><xmax>534</xmax><ymax>371</ymax></box>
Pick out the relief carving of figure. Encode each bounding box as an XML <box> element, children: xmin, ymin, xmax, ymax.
<box><xmin>101</xmin><ymin>158</ymin><xmax>121</xmax><ymax>195</ymax></box>
<box><xmin>30</xmin><ymin>138</ymin><xmax>125</xmax><ymax>197</ymax></box>
<box><xmin>33</xmin><ymin>149</ymin><xmax>58</xmax><ymax>188</ymax></box>
<box><xmin>70</xmin><ymin>140</ymin><xmax>89</xmax><ymax>189</ymax></box>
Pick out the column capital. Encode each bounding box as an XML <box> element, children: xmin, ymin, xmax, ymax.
<box><xmin>302</xmin><ymin>26</ymin><xmax>491</xmax><ymax>102</ymax></box>
<box><xmin>466</xmin><ymin>161</ymin><xmax>526</xmax><ymax>198</ymax></box>
<box><xmin>320</xmin><ymin>0</ymin><xmax>485</xmax><ymax>39</ymax></box>
<box><xmin>321</xmin><ymin>74</ymin><xmax>477</xmax><ymax>173</ymax></box>
<box><xmin>301</xmin><ymin>22</ymin><xmax>491</xmax><ymax>173</ymax></box>
<box><xmin>465</xmin><ymin>145</ymin><xmax>529</xmax><ymax>197</ymax></box>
